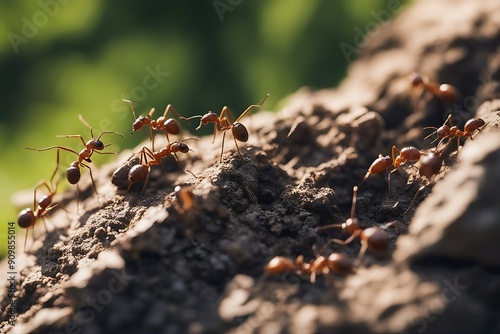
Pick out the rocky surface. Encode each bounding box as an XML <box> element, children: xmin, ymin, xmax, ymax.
<box><xmin>2</xmin><ymin>0</ymin><xmax>500</xmax><ymax>333</ymax></box>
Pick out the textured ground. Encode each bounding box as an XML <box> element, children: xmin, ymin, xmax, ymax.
<box><xmin>2</xmin><ymin>0</ymin><xmax>500</xmax><ymax>333</ymax></box>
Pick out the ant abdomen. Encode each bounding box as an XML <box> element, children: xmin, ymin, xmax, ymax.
<box><xmin>327</xmin><ymin>253</ymin><xmax>354</xmax><ymax>275</ymax></box>
<box><xmin>18</xmin><ymin>209</ymin><xmax>35</xmax><ymax>228</ymax></box>
<box><xmin>400</xmin><ymin>147</ymin><xmax>420</xmax><ymax>161</ymax></box>
<box><xmin>128</xmin><ymin>164</ymin><xmax>148</xmax><ymax>184</ymax></box>
<box><xmin>67</xmin><ymin>163</ymin><xmax>81</xmax><ymax>185</ymax></box>
<box><xmin>232</xmin><ymin>122</ymin><xmax>249</xmax><ymax>142</ymax></box>
<box><xmin>419</xmin><ymin>153</ymin><xmax>443</xmax><ymax>179</ymax></box>
<box><xmin>163</xmin><ymin>119</ymin><xmax>180</xmax><ymax>134</ymax></box>
<box><xmin>361</xmin><ymin>227</ymin><xmax>389</xmax><ymax>256</ymax></box>
<box><xmin>464</xmin><ymin>118</ymin><xmax>485</xmax><ymax>136</ymax></box>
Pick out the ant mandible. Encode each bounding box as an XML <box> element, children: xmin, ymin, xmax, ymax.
<box><xmin>127</xmin><ymin>138</ymin><xmax>198</xmax><ymax>195</ymax></box>
<box><xmin>18</xmin><ymin>150</ymin><xmax>63</xmax><ymax>251</ymax></box>
<box><xmin>28</xmin><ymin>115</ymin><xmax>123</xmax><ymax>196</ymax></box>
<box><xmin>359</xmin><ymin>146</ymin><xmax>421</xmax><ymax>194</ymax></box>
<box><xmin>319</xmin><ymin>186</ymin><xmax>397</xmax><ymax>261</ymax></box>
<box><xmin>182</xmin><ymin>94</ymin><xmax>269</xmax><ymax>162</ymax></box>
<box><xmin>123</xmin><ymin>100</ymin><xmax>184</xmax><ymax>150</ymax></box>
<box><xmin>424</xmin><ymin>114</ymin><xmax>486</xmax><ymax>148</ymax></box>
<box><xmin>410</xmin><ymin>72</ymin><xmax>460</xmax><ymax>104</ymax></box>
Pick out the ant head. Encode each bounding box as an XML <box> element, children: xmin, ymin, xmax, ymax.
<box><xmin>178</xmin><ymin>143</ymin><xmax>190</xmax><ymax>153</ymax></box>
<box><xmin>18</xmin><ymin>209</ymin><xmax>35</xmax><ymax>228</ymax></box>
<box><xmin>436</xmin><ymin>125</ymin><xmax>451</xmax><ymax>138</ymax></box>
<box><xmin>93</xmin><ymin>140</ymin><xmax>105</xmax><ymax>150</ymax></box>
<box><xmin>343</xmin><ymin>218</ymin><xmax>359</xmax><ymax>234</ymax></box>
<box><xmin>232</xmin><ymin>122</ymin><xmax>249</xmax><ymax>142</ymax></box>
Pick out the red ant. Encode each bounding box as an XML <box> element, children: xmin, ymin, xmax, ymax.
<box><xmin>17</xmin><ymin>150</ymin><xmax>64</xmax><ymax>251</ymax></box>
<box><xmin>123</xmin><ymin>100</ymin><xmax>185</xmax><ymax>150</ymax></box>
<box><xmin>404</xmin><ymin>138</ymin><xmax>453</xmax><ymax>214</ymax></box>
<box><xmin>127</xmin><ymin>138</ymin><xmax>197</xmax><ymax>195</ymax></box>
<box><xmin>264</xmin><ymin>252</ymin><xmax>354</xmax><ymax>283</ymax></box>
<box><xmin>319</xmin><ymin>186</ymin><xmax>398</xmax><ymax>261</ymax></box>
<box><xmin>424</xmin><ymin>114</ymin><xmax>486</xmax><ymax>147</ymax></box>
<box><xmin>410</xmin><ymin>72</ymin><xmax>460</xmax><ymax>104</ymax></box>
<box><xmin>28</xmin><ymin>115</ymin><xmax>123</xmax><ymax>196</ymax></box>
<box><xmin>359</xmin><ymin>146</ymin><xmax>422</xmax><ymax>194</ymax></box>
<box><xmin>174</xmin><ymin>185</ymin><xmax>195</xmax><ymax>213</ymax></box>
<box><xmin>182</xmin><ymin>94</ymin><xmax>269</xmax><ymax>162</ymax></box>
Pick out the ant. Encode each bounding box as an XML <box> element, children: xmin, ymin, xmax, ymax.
<box><xmin>359</xmin><ymin>146</ymin><xmax>422</xmax><ymax>194</ymax></box>
<box><xmin>182</xmin><ymin>94</ymin><xmax>269</xmax><ymax>162</ymax></box>
<box><xmin>123</xmin><ymin>100</ymin><xmax>185</xmax><ymax>150</ymax></box>
<box><xmin>424</xmin><ymin>114</ymin><xmax>486</xmax><ymax>148</ymax></box>
<box><xmin>127</xmin><ymin>138</ymin><xmax>197</xmax><ymax>195</ymax></box>
<box><xmin>174</xmin><ymin>185</ymin><xmax>195</xmax><ymax>213</ymax></box>
<box><xmin>17</xmin><ymin>150</ymin><xmax>64</xmax><ymax>251</ymax></box>
<box><xmin>28</xmin><ymin>115</ymin><xmax>123</xmax><ymax>196</ymax></box>
<box><xmin>319</xmin><ymin>186</ymin><xmax>398</xmax><ymax>261</ymax></box>
<box><xmin>404</xmin><ymin>138</ymin><xmax>453</xmax><ymax>214</ymax></box>
<box><xmin>410</xmin><ymin>72</ymin><xmax>460</xmax><ymax>104</ymax></box>
<box><xmin>264</xmin><ymin>252</ymin><xmax>354</xmax><ymax>283</ymax></box>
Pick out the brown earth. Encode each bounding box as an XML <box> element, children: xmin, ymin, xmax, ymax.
<box><xmin>2</xmin><ymin>0</ymin><xmax>500</xmax><ymax>333</ymax></box>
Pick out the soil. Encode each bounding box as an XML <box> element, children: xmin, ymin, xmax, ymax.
<box><xmin>2</xmin><ymin>0</ymin><xmax>500</xmax><ymax>333</ymax></box>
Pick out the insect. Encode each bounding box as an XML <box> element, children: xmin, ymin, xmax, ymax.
<box><xmin>264</xmin><ymin>252</ymin><xmax>354</xmax><ymax>283</ymax></box>
<box><xmin>182</xmin><ymin>94</ymin><xmax>269</xmax><ymax>162</ymax></box>
<box><xmin>17</xmin><ymin>151</ymin><xmax>62</xmax><ymax>251</ymax></box>
<box><xmin>174</xmin><ymin>185</ymin><xmax>195</xmax><ymax>213</ymax></box>
<box><xmin>319</xmin><ymin>186</ymin><xmax>398</xmax><ymax>260</ymax></box>
<box><xmin>27</xmin><ymin>115</ymin><xmax>123</xmax><ymax>196</ymax></box>
<box><xmin>359</xmin><ymin>146</ymin><xmax>422</xmax><ymax>194</ymax></box>
<box><xmin>404</xmin><ymin>138</ymin><xmax>453</xmax><ymax>214</ymax></box>
<box><xmin>410</xmin><ymin>72</ymin><xmax>460</xmax><ymax>104</ymax></box>
<box><xmin>424</xmin><ymin>114</ymin><xmax>486</xmax><ymax>147</ymax></box>
<box><xmin>123</xmin><ymin>100</ymin><xmax>185</xmax><ymax>150</ymax></box>
<box><xmin>126</xmin><ymin>138</ymin><xmax>197</xmax><ymax>195</ymax></box>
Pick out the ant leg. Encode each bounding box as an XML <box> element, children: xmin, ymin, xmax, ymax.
<box><xmin>234</xmin><ymin>94</ymin><xmax>270</xmax><ymax>122</ymax></box>
<box><xmin>56</xmin><ymin>134</ymin><xmax>87</xmax><ymax>148</ymax></box>
<box><xmin>404</xmin><ymin>183</ymin><xmax>426</xmax><ymax>215</ymax></box>
<box><xmin>356</xmin><ymin>243</ymin><xmax>369</xmax><ymax>266</ymax></box>
<box><xmin>138</xmin><ymin>167</ymin><xmax>150</xmax><ymax>197</ymax></box>
<box><xmin>27</xmin><ymin>146</ymin><xmax>80</xmax><ymax>157</ymax></box>
<box><xmin>233</xmin><ymin>134</ymin><xmax>243</xmax><ymax>160</ymax></box>
<box><xmin>317</xmin><ymin>223</ymin><xmax>344</xmax><ymax>231</ymax></box>
<box><xmin>331</xmin><ymin>234</ymin><xmax>358</xmax><ymax>248</ymax></box>
<box><xmin>122</xmin><ymin>99</ymin><xmax>137</xmax><ymax>119</ymax></box>
<box><xmin>80</xmin><ymin>162</ymin><xmax>99</xmax><ymax>197</ymax></box>
<box><xmin>172</xmin><ymin>153</ymin><xmax>198</xmax><ymax>178</ymax></box>
<box><xmin>220</xmin><ymin>131</ymin><xmax>227</xmax><ymax>163</ymax></box>
<box><xmin>163</xmin><ymin>104</ymin><xmax>184</xmax><ymax>119</ymax></box>
<box><xmin>78</xmin><ymin>114</ymin><xmax>94</xmax><ymax>138</ymax></box>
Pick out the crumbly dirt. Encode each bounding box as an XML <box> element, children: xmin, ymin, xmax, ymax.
<box><xmin>2</xmin><ymin>0</ymin><xmax>500</xmax><ymax>333</ymax></box>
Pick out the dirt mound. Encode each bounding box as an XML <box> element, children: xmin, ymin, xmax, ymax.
<box><xmin>2</xmin><ymin>0</ymin><xmax>500</xmax><ymax>333</ymax></box>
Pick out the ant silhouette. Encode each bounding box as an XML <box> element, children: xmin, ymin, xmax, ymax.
<box><xmin>28</xmin><ymin>115</ymin><xmax>123</xmax><ymax>197</ymax></box>
<box><xmin>264</xmin><ymin>252</ymin><xmax>354</xmax><ymax>283</ymax></box>
<box><xmin>123</xmin><ymin>100</ymin><xmax>185</xmax><ymax>150</ymax></box>
<box><xmin>319</xmin><ymin>186</ymin><xmax>398</xmax><ymax>261</ymax></box>
<box><xmin>424</xmin><ymin>114</ymin><xmax>486</xmax><ymax>148</ymax></box>
<box><xmin>17</xmin><ymin>150</ymin><xmax>65</xmax><ymax>252</ymax></box>
<box><xmin>359</xmin><ymin>146</ymin><xmax>422</xmax><ymax>194</ymax></box>
<box><xmin>410</xmin><ymin>72</ymin><xmax>460</xmax><ymax>105</ymax></box>
<box><xmin>182</xmin><ymin>94</ymin><xmax>269</xmax><ymax>162</ymax></box>
<box><xmin>127</xmin><ymin>138</ymin><xmax>198</xmax><ymax>195</ymax></box>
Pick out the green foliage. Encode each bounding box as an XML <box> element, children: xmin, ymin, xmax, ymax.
<box><xmin>0</xmin><ymin>0</ymin><xmax>409</xmax><ymax>257</ymax></box>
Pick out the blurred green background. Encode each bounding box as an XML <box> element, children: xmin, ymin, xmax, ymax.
<box><xmin>0</xmin><ymin>0</ymin><xmax>409</xmax><ymax>256</ymax></box>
